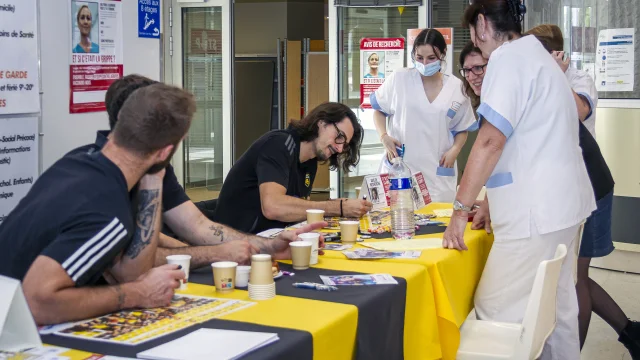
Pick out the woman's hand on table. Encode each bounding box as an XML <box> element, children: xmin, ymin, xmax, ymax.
<box><xmin>442</xmin><ymin>210</ymin><xmax>469</xmax><ymax>251</ymax></box>
<box><xmin>470</xmin><ymin>199</ymin><xmax>492</xmax><ymax>234</ymax></box>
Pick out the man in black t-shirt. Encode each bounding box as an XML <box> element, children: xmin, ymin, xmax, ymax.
<box><xmin>215</xmin><ymin>102</ymin><xmax>373</xmax><ymax>234</ymax></box>
<box><xmin>0</xmin><ymin>84</ymin><xmax>195</xmax><ymax>325</ymax></box>
<box><xmin>67</xmin><ymin>74</ymin><xmax>325</xmax><ymax>269</ymax></box>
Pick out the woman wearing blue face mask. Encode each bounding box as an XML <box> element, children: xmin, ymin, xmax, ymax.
<box><xmin>371</xmin><ymin>28</ymin><xmax>477</xmax><ymax>202</ymax></box>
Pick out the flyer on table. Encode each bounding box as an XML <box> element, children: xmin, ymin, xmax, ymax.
<box><xmin>320</xmin><ymin>274</ymin><xmax>398</xmax><ymax>286</ymax></box>
<box><xmin>0</xmin><ymin>0</ymin><xmax>40</xmax><ymax>115</ymax></box>
<box><xmin>360</xmin><ymin>38</ymin><xmax>404</xmax><ymax>109</ymax></box>
<box><xmin>69</xmin><ymin>0</ymin><xmax>123</xmax><ymax>113</ymax></box>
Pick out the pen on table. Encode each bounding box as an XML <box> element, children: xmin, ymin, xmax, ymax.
<box><xmin>293</xmin><ymin>282</ymin><xmax>338</xmax><ymax>292</ymax></box>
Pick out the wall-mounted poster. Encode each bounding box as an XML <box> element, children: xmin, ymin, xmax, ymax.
<box><xmin>0</xmin><ymin>0</ymin><xmax>40</xmax><ymax>115</ymax></box>
<box><xmin>360</xmin><ymin>38</ymin><xmax>404</xmax><ymax>109</ymax></box>
<box><xmin>595</xmin><ymin>28</ymin><xmax>635</xmax><ymax>92</ymax></box>
<box><xmin>69</xmin><ymin>0</ymin><xmax>123</xmax><ymax>113</ymax></box>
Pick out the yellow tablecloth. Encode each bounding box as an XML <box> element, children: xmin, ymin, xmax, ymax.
<box><xmin>50</xmin><ymin>284</ymin><xmax>359</xmax><ymax>360</ymax></box>
<box><xmin>321</xmin><ymin>203</ymin><xmax>494</xmax><ymax>360</ymax></box>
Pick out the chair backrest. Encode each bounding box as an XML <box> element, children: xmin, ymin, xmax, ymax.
<box><xmin>515</xmin><ymin>244</ymin><xmax>567</xmax><ymax>360</ymax></box>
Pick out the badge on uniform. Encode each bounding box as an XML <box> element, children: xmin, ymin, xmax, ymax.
<box><xmin>447</xmin><ymin>101</ymin><xmax>461</xmax><ymax>119</ymax></box>
<box><xmin>305</xmin><ymin>173</ymin><xmax>311</xmax><ymax>187</ymax></box>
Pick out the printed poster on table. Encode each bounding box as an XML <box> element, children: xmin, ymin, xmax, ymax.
<box><xmin>0</xmin><ymin>0</ymin><xmax>40</xmax><ymax>115</ymax></box>
<box><xmin>360</xmin><ymin>38</ymin><xmax>404</xmax><ymax>109</ymax></box>
<box><xmin>407</xmin><ymin>28</ymin><xmax>454</xmax><ymax>75</ymax></box>
<box><xmin>69</xmin><ymin>0</ymin><xmax>123</xmax><ymax>113</ymax></box>
<box><xmin>595</xmin><ymin>28</ymin><xmax>635</xmax><ymax>92</ymax></box>
<box><xmin>52</xmin><ymin>295</ymin><xmax>255</xmax><ymax>345</ymax></box>
<box><xmin>360</xmin><ymin>172</ymin><xmax>431</xmax><ymax>211</ymax></box>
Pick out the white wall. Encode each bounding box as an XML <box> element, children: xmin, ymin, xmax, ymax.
<box><xmin>234</xmin><ymin>2</ymin><xmax>287</xmax><ymax>55</ymax></box>
<box><xmin>39</xmin><ymin>0</ymin><xmax>162</xmax><ymax>170</ymax></box>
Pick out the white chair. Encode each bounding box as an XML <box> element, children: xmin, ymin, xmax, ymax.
<box><xmin>456</xmin><ymin>244</ymin><xmax>568</xmax><ymax>360</ymax></box>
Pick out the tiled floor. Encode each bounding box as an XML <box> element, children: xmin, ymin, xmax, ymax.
<box><xmin>581</xmin><ymin>267</ymin><xmax>640</xmax><ymax>360</ymax></box>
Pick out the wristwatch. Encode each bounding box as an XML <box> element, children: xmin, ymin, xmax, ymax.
<box><xmin>453</xmin><ymin>200</ymin><xmax>472</xmax><ymax>212</ymax></box>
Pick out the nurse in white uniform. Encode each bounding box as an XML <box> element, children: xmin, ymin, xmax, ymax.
<box><xmin>443</xmin><ymin>1</ymin><xmax>596</xmax><ymax>359</ymax></box>
<box><xmin>371</xmin><ymin>28</ymin><xmax>477</xmax><ymax>203</ymax></box>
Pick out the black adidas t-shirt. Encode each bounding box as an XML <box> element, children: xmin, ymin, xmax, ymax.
<box><xmin>67</xmin><ymin>131</ymin><xmax>190</xmax><ymax>212</ymax></box>
<box><xmin>0</xmin><ymin>151</ymin><xmax>134</xmax><ymax>286</ymax></box>
<box><xmin>215</xmin><ymin>129</ymin><xmax>317</xmax><ymax>234</ymax></box>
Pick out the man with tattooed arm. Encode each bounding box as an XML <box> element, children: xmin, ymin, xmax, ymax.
<box><xmin>69</xmin><ymin>74</ymin><xmax>325</xmax><ymax>269</ymax></box>
<box><xmin>0</xmin><ymin>83</ymin><xmax>196</xmax><ymax>325</ymax></box>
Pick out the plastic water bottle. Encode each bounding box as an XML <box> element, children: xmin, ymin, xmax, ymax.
<box><xmin>389</xmin><ymin>157</ymin><xmax>415</xmax><ymax>240</ymax></box>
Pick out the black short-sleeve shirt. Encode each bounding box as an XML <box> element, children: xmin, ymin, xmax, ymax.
<box><xmin>66</xmin><ymin>131</ymin><xmax>190</xmax><ymax>212</ymax></box>
<box><xmin>579</xmin><ymin>121</ymin><xmax>615</xmax><ymax>200</ymax></box>
<box><xmin>0</xmin><ymin>151</ymin><xmax>134</xmax><ymax>286</ymax></box>
<box><xmin>214</xmin><ymin>129</ymin><xmax>317</xmax><ymax>234</ymax></box>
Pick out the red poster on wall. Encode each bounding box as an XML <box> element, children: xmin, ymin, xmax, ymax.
<box><xmin>69</xmin><ymin>0</ymin><xmax>123</xmax><ymax>114</ymax></box>
<box><xmin>359</xmin><ymin>38</ymin><xmax>405</xmax><ymax>109</ymax></box>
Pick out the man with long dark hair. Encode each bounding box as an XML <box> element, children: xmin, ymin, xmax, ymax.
<box><xmin>215</xmin><ymin>102</ymin><xmax>372</xmax><ymax>234</ymax></box>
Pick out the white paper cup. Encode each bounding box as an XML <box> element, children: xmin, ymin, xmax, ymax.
<box><xmin>211</xmin><ymin>261</ymin><xmax>238</xmax><ymax>293</ymax></box>
<box><xmin>248</xmin><ymin>283</ymin><xmax>276</xmax><ymax>300</ymax></box>
<box><xmin>298</xmin><ymin>233</ymin><xmax>320</xmax><ymax>265</ymax></box>
<box><xmin>235</xmin><ymin>265</ymin><xmax>251</xmax><ymax>288</ymax></box>
<box><xmin>306</xmin><ymin>209</ymin><xmax>325</xmax><ymax>225</ymax></box>
<box><xmin>166</xmin><ymin>255</ymin><xmax>191</xmax><ymax>290</ymax></box>
<box><xmin>340</xmin><ymin>221</ymin><xmax>359</xmax><ymax>244</ymax></box>
<box><xmin>290</xmin><ymin>241</ymin><xmax>312</xmax><ymax>270</ymax></box>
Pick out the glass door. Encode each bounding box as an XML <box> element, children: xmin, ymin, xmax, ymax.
<box><xmin>171</xmin><ymin>0</ymin><xmax>232</xmax><ymax>200</ymax></box>
<box><xmin>329</xmin><ymin>1</ymin><xmax>427</xmax><ymax>198</ymax></box>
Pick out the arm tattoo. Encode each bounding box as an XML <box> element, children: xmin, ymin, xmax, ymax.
<box><xmin>126</xmin><ymin>189</ymin><xmax>160</xmax><ymax>259</ymax></box>
<box><xmin>209</xmin><ymin>225</ymin><xmax>224</xmax><ymax>242</ymax></box>
<box><xmin>115</xmin><ymin>285</ymin><xmax>126</xmax><ymax>309</ymax></box>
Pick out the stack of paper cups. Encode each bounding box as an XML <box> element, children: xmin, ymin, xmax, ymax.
<box><xmin>248</xmin><ymin>254</ymin><xmax>275</xmax><ymax>300</ymax></box>
<box><xmin>298</xmin><ymin>233</ymin><xmax>320</xmax><ymax>265</ymax></box>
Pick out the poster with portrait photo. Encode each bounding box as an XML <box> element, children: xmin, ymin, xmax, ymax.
<box><xmin>71</xmin><ymin>1</ymin><xmax>100</xmax><ymax>54</ymax></box>
<box><xmin>359</xmin><ymin>38</ymin><xmax>404</xmax><ymax>109</ymax></box>
<box><xmin>69</xmin><ymin>0</ymin><xmax>123</xmax><ymax>114</ymax></box>
<box><xmin>362</xmin><ymin>51</ymin><xmax>386</xmax><ymax>79</ymax></box>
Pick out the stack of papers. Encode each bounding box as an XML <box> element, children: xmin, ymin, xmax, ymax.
<box><xmin>320</xmin><ymin>274</ymin><xmax>398</xmax><ymax>286</ymax></box>
<box><xmin>137</xmin><ymin>328</ymin><xmax>279</xmax><ymax>360</ymax></box>
<box><xmin>360</xmin><ymin>238</ymin><xmax>443</xmax><ymax>251</ymax></box>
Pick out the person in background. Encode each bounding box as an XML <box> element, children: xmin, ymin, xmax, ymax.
<box><xmin>526</xmin><ymin>24</ymin><xmax>640</xmax><ymax>359</ymax></box>
<box><xmin>364</xmin><ymin>53</ymin><xmax>384</xmax><ymax>78</ymax></box>
<box><xmin>68</xmin><ymin>74</ymin><xmax>326</xmax><ymax>268</ymax></box>
<box><xmin>0</xmin><ymin>83</ymin><xmax>194</xmax><ymax>325</ymax></box>
<box><xmin>444</xmin><ymin>1</ymin><xmax>596</xmax><ymax>358</ymax></box>
<box><xmin>371</xmin><ymin>28</ymin><xmax>478</xmax><ymax>203</ymax></box>
<box><xmin>73</xmin><ymin>5</ymin><xmax>99</xmax><ymax>54</ymax></box>
<box><xmin>215</xmin><ymin>102</ymin><xmax>372</xmax><ymax>234</ymax></box>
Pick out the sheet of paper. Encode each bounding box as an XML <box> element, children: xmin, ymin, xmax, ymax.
<box><xmin>433</xmin><ymin>209</ymin><xmax>453</xmax><ymax>218</ymax></box>
<box><xmin>324</xmin><ymin>244</ymin><xmax>353</xmax><ymax>251</ymax></box>
<box><xmin>320</xmin><ymin>274</ymin><xmax>398</xmax><ymax>286</ymax></box>
<box><xmin>136</xmin><ymin>328</ymin><xmax>279</xmax><ymax>360</ymax></box>
<box><xmin>360</xmin><ymin>238</ymin><xmax>443</xmax><ymax>251</ymax></box>
<box><xmin>343</xmin><ymin>249</ymin><xmax>421</xmax><ymax>259</ymax></box>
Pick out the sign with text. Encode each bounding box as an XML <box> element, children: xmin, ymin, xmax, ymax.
<box><xmin>360</xmin><ymin>38</ymin><xmax>404</xmax><ymax>109</ymax></box>
<box><xmin>190</xmin><ymin>29</ymin><xmax>222</xmax><ymax>55</ymax></box>
<box><xmin>595</xmin><ymin>28</ymin><xmax>635</xmax><ymax>92</ymax></box>
<box><xmin>138</xmin><ymin>0</ymin><xmax>160</xmax><ymax>39</ymax></box>
<box><xmin>0</xmin><ymin>0</ymin><xmax>40</xmax><ymax>115</ymax></box>
<box><xmin>0</xmin><ymin>117</ymin><xmax>38</xmax><ymax>224</ymax></box>
<box><xmin>69</xmin><ymin>0</ymin><xmax>123</xmax><ymax>113</ymax></box>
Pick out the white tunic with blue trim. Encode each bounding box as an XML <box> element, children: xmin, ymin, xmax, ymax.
<box><xmin>477</xmin><ymin>35</ymin><xmax>596</xmax><ymax>240</ymax></box>
<box><xmin>371</xmin><ymin>68</ymin><xmax>477</xmax><ymax>203</ymax></box>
